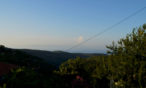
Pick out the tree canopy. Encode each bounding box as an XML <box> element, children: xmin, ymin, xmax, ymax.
<box><xmin>57</xmin><ymin>24</ymin><xmax>146</xmax><ymax>88</ymax></box>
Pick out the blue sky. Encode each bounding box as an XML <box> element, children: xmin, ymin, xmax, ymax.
<box><xmin>0</xmin><ymin>0</ymin><xmax>146</xmax><ymax>53</ymax></box>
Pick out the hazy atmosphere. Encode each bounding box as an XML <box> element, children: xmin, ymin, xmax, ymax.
<box><xmin>0</xmin><ymin>0</ymin><xmax>146</xmax><ymax>53</ymax></box>
<box><xmin>0</xmin><ymin>0</ymin><xmax>146</xmax><ymax>88</ymax></box>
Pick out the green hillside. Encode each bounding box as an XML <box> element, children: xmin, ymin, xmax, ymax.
<box><xmin>19</xmin><ymin>49</ymin><xmax>105</xmax><ymax>66</ymax></box>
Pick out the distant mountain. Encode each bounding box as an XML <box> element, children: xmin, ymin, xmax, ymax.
<box><xmin>20</xmin><ymin>49</ymin><xmax>105</xmax><ymax>66</ymax></box>
<box><xmin>0</xmin><ymin>45</ymin><xmax>106</xmax><ymax>66</ymax></box>
<box><xmin>0</xmin><ymin>45</ymin><xmax>46</xmax><ymax>68</ymax></box>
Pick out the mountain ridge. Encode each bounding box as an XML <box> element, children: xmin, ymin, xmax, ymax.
<box><xmin>19</xmin><ymin>49</ymin><xmax>106</xmax><ymax>66</ymax></box>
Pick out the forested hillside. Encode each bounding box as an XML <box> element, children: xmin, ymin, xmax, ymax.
<box><xmin>20</xmin><ymin>49</ymin><xmax>105</xmax><ymax>66</ymax></box>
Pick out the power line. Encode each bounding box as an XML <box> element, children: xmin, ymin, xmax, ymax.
<box><xmin>65</xmin><ymin>7</ymin><xmax>146</xmax><ymax>51</ymax></box>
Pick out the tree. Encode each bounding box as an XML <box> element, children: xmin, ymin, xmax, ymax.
<box><xmin>4</xmin><ymin>67</ymin><xmax>41</xmax><ymax>88</ymax></box>
<box><xmin>57</xmin><ymin>56</ymin><xmax>109</xmax><ymax>88</ymax></box>
<box><xmin>106</xmin><ymin>24</ymin><xmax>146</xmax><ymax>88</ymax></box>
<box><xmin>56</xmin><ymin>24</ymin><xmax>146</xmax><ymax>88</ymax></box>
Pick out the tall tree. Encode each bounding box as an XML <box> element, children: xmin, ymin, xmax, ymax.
<box><xmin>106</xmin><ymin>24</ymin><xmax>146</xmax><ymax>88</ymax></box>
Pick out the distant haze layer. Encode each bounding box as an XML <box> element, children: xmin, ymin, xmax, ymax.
<box><xmin>0</xmin><ymin>0</ymin><xmax>146</xmax><ymax>53</ymax></box>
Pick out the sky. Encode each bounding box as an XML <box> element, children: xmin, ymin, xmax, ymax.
<box><xmin>0</xmin><ymin>0</ymin><xmax>146</xmax><ymax>53</ymax></box>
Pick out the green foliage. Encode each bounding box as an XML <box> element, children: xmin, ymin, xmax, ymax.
<box><xmin>57</xmin><ymin>56</ymin><xmax>109</xmax><ymax>88</ymax></box>
<box><xmin>106</xmin><ymin>24</ymin><xmax>146</xmax><ymax>88</ymax></box>
<box><xmin>57</xmin><ymin>24</ymin><xmax>146</xmax><ymax>88</ymax></box>
<box><xmin>3</xmin><ymin>67</ymin><xmax>62</xmax><ymax>88</ymax></box>
<box><xmin>5</xmin><ymin>67</ymin><xmax>40</xmax><ymax>88</ymax></box>
<box><xmin>0</xmin><ymin>84</ymin><xmax>6</xmax><ymax>88</ymax></box>
<box><xmin>57</xmin><ymin>57</ymin><xmax>82</xmax><ymax>75</ymax></box>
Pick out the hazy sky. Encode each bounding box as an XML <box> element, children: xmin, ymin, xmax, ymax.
<box><xmin>0</xmin><ymin>0</ymin><xmax>146</xmax><ymax>53</ymax></box>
